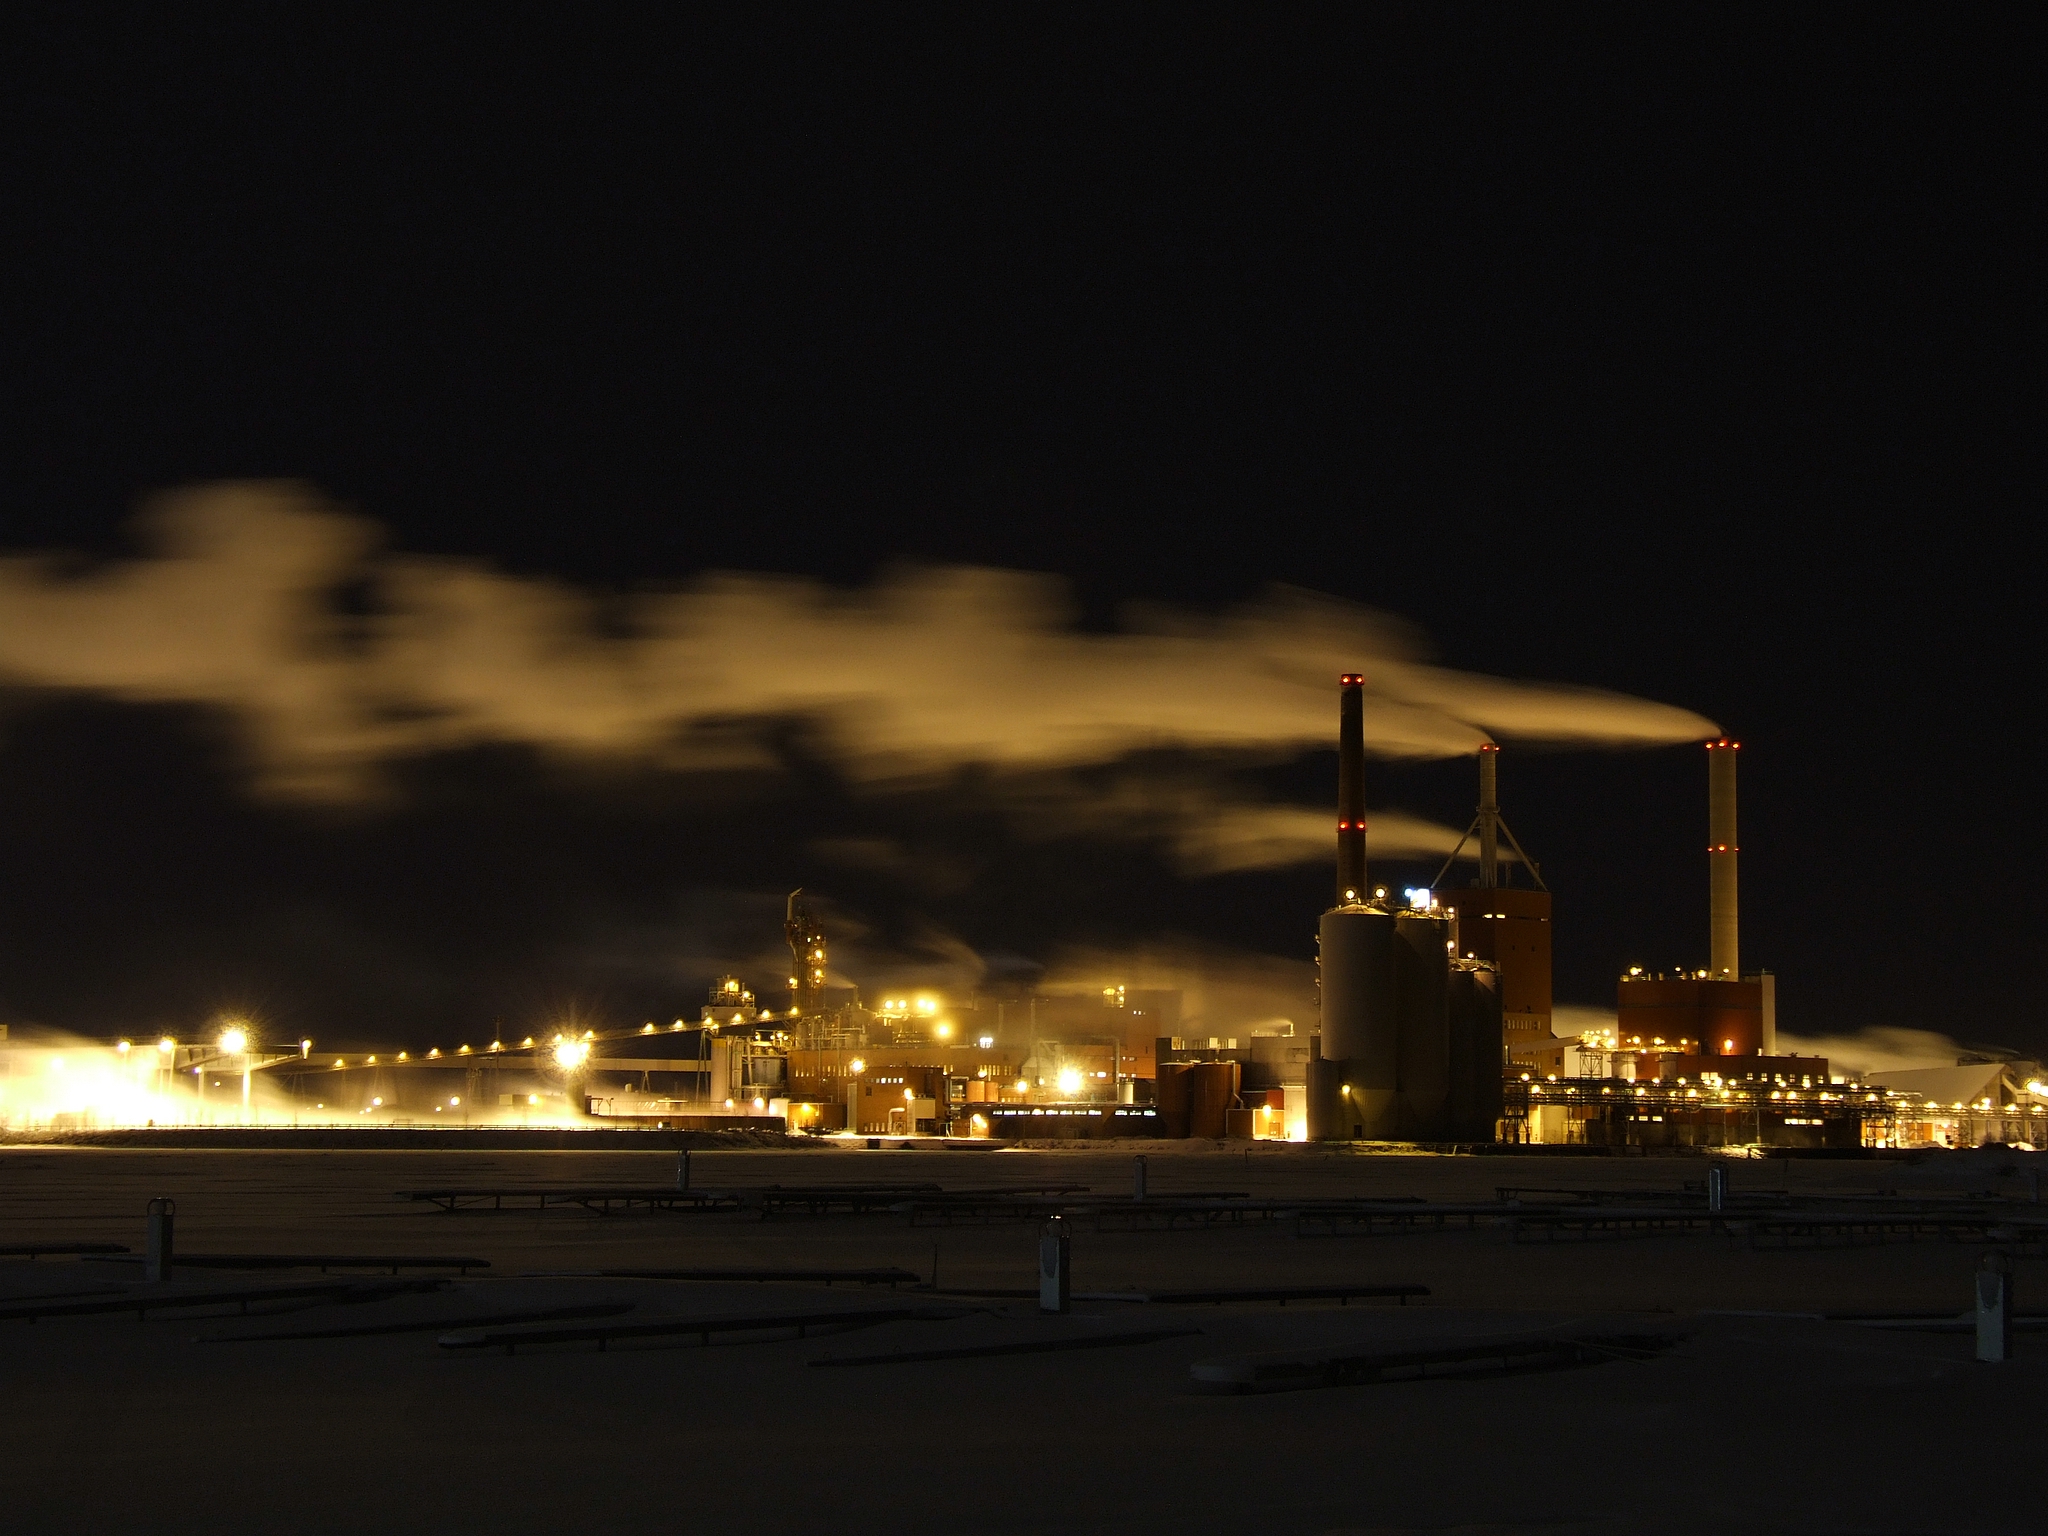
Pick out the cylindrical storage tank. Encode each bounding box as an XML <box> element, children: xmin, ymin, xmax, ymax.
<box><xmin>1448</xmin><ymin>963</ymin><xmax>1505</xmax><ymax>1141</ymax></box>
<box><xmin>1187</xmin><ymin>1061</ymin><xmax>1239</xmax><ymax>1140</ymax></box>
<box><xmin>1155</xmin><ymin>1062</ymin><xmax>1192</xmax><ymax>1139</ymax></box>
<box><xmin>1318</xmin><ymin>905</ymin><xmax>1397</xmax><ymax>1135</ymax></box>
<box><xmin>966</xmin><ymin>1079</ymin><xmax>989</xmax><ymax>1103</ymax></box>
<box><xmin>1394</xmin><ymin>912</ymin><xmax>1453</xmax><ymax>1139</ymax></box>
<box><xmin>1305</xmin><ymin>1048</ymin><xmax>1344</xmax><ymax>1140</ymax></box>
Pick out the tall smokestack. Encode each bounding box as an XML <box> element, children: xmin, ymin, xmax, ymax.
<box><xmin>1337</xmin><ymin>674</ymin><xmax>1366</xmax><ymax>902</ymax></box>
<box><xmin>1707</xmin><ymin>739</ymin><xmax>1738</xmax><ymax>978</ymax></box>
<box><xmin>1477</xmin><ymin>744</ymin><xmax>1500</xmax><ymax>889</ymax></box>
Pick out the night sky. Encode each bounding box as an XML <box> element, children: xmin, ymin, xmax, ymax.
<box><xmin>0</xmin><ymin>9</ymin><xmax>2034</xmax><ymax>1059</ymax></box>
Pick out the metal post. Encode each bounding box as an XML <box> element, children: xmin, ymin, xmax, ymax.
<box><xmin>1706</xmin><ymin>1164</ymin><xmax>1727</xmax><ymax>1214</ymax></box>
<box><xmin>1977</xmin><ymin>1254</ymin><xmax>2013</xmax><ymax>1363</ymax></box>
<box><xmin>1039</xmin><ymin>1216</ymin><xmax>1071</xmax><ymax>1314</ymax></box>
<box><xmin>1132</xmin><ymin>1155</ymin><xmax>1147</xmax><ymax>1202</ymax></box>
<box><xmin>145</xmin><ymin>1197</ymin><xmax>175</xmax><ymax>1283</ymax></box>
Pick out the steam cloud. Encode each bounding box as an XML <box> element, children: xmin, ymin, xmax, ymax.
<box><xmin>1776</xmin><ymin>1026</ymin><xmax>2003</xmax><ymax>1077</ymax></box>
<box><xmin>0</xmin><ymin>483</ymin><xmax>1718</xmax><ymax>814</ymax></box>
<box><xmin>1551</xmin><ymin>1011</ymin><xmax>2011</xmax><ymax>1079</ymax></box>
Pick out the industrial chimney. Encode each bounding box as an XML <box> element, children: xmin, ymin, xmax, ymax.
<box><xmin>1476</xmin><ymin>744</ymin><xmax>1499</xmax><ymax>888</ymax></box>
<box><xmin>1336</xmin><ymin>673</ymin><xmax>1366</xmax><ymax>903</ymax></box>
<box><xmin>1707</xmin><ymin>739</ymin><xmax>1739</xmax><ymax>979</ymax></box>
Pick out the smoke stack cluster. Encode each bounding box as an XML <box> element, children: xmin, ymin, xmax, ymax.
<box><xmin>1707</xmin><ymin>739</ymin><xmax>1738</xmax><ymax>978</ymax></box>
<box><xmin>1336</xmin><ymin>674</ymin><xmax>1367</xmax><ymax>902</ymax></box>
<box><xmin>1315</xmin><ymin>674</ymin><xmax>1502</xmax><ymax>1142</ymax></box>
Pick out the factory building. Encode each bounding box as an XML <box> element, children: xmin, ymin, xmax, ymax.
<box><xmin>1307</xmin><ymin>675</ymin><xmax>1504</xmax><ymax>1141</ymax></box>
<box><xmin>84</xmin><ymin>700</ymin><xmax>1990</xmax><ymax>1150</ymax></box>
<box><xmin>1612</xmin><ymin>741</ymin><xmax>1778</xmax><ymax>1059</ymax></box>
<box><xmin>1430</xmin><ymin>743</ymin><xmax>1554</xmax><ymax>1067</ymax></box>
<box><xmin>1512</xmin><ymin>735</ymin><xmax>1892</xmax><ymax>1148</ymax></box>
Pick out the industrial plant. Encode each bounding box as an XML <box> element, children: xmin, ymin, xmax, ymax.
<box><xmin>4</xmin><ymin>678</ymin><xmax>2038</xmax><ymax>1152</ymax></box>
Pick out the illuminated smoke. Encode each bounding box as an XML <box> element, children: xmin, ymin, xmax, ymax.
<box><xmin>1552</xmin><ymin>1004</ymin><xmax>1621</xmax><ymax>1039</ymax></box>
<box><xmin>1033</xmin><ymin>944</ymin><xmax>1317</xmax><ymax>1038</ymax></box>
<box><xmin>0</xmin><ymin>1034</ymin><xmax>292</xmax><ymax>1130</ymax></box>
<box><xmin>0</xmin><ymin>483</ymin><xmax>1720</xmax><ymax>802</ymax></box>
<box><xmin>0</xmin><ymin>1029</ymin><xmax>602</xmax><ymax>1131</ymax></box>
<box><xmin>1554</xmin><ymin>1010</ymin><xmax>2002</xmax><ymax>1078</ymax></box>
<box><xmin>1776</xmin><ymin>1025</ymin><xmax>1993</xmax><ymax>1077</ymax></box>
<box><xmin>1174</xmin><ymin>803</ymin><xmax>1504</xmax><ymax>875</ymax></box>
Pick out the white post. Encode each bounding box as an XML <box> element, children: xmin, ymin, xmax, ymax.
<box><xmin>145</xmin><ymin>1198</ymin><xmax>175</xmax><ymax>1283</ymax></box>
<box><xmin>1977</xmin><ymin>1255</ymin><xmax>2013</xmax><ymax>1363</ymax></box>
<box><xmin>1039</xmin><ymin>1216</ymin><xmax>1071</xmax><ymax>1314</ymax></box>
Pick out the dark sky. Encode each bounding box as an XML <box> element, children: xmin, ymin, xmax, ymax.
<box><xmin>0</xmin><ymin>7</ymin><xmax>2036</xmax><ymax>1055</ymax></box>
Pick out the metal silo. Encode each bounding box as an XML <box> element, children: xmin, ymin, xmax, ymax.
<box><xmin>1448</xmin><ymin>961</ymin><xmax>1504</xmax><ymax>1141</ymax></box>
<box><xmin>1394</xmin><ymin>910</ymin><xmax>1452</xmax><ymax>1138</ymax></box>
<box><xmin>1317</xmin><ymin>904</ymin><xmax>1398</xmax><ymax>1136</ymax></box>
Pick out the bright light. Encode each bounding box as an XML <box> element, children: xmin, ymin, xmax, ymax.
<box><xmin>552</xmin><ymin>1039</ymin><xmax>591</xmax><ymax>1070</ymax></box>
<box><xmin>371</xmin><ymin>1096</ymin><xmax>383</xmax><ymax>1107</ymax></box>
<box><xmin>978</xmin><ymin>1035</ymin><xmax>994</xmax><ymax>1049</ymax></box>
<box><xmin>1057</xmin><ymin>1068</ymin><xmax>1083</xmax><ymax>1095</ymax></box>
<box><xmin>903</xmin><ymin>1087</ymin><xmax>915</xmax><ymax>1100</ymax></box>
<box><xmin>1015</xmin><ymin>1079</ymin><xmax>1029</xmax><ymax>1094</ymax></box>
<box><xmin>849</xmin><ymin>1057</ymin><xmax>866</xmax><ymax>1074</ymax></box>
<box><xmin>934</xmin><ymin>1023</ymin><xmax>952</xmax><ymax>1039</ymax></box>
<box><xmin>158</xmin><ymin>1038</ymin><xmax>175</xmax><ymax>1054</ymax></box>
<box><xmin>528</xmin><ymin>1094</ymin><xmax>540</xmax><ymax>1105</ymax></box>
<box><xmin>218</xmin><ymin>1027</ymin><xmax>248</xmax><ymax>1054</ymax></box>
<box><xmin>449</xmin><ymin>1096</ymin><xmax>460</xmax><ymax>1106</ymax></box>
<box><xmin>753</xmin><ymin>1096</ymin><xmax>766</xmax><ymax>1110</ymax></box>
<box><xmin>117</xmin><ymin>1040</ymin><xmax>131</xmax><ymax>1054</ymax></box>
<box><xmin>917</xmin><ymin>997</ymin><xmax>937</xmax><ymax>1014</ymax></box>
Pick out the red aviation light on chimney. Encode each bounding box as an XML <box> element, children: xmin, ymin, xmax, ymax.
<box><xmin>1339</xmin><ymin>673</ymin><xmax>1364</xmax><ymax>685</ymax></box>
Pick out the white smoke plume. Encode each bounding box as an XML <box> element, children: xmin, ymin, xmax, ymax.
<box><xmin>0</xmin><ymin>482</ymin><xmax>1720</xmax><ymax>800</ymax></box>
<box><xmin>1551</xmin><ymin>1010</ymin><xmax>2002</xmax><ymax>1077</ymax></box>
<box><xmin>1552</xmin><ymin>1004</ymin><xmax>1620</xmax><ymax>1039</ymax></box>
<box><xmin>1035</xmin><ymin>944</ymin><xmax>1318</xmax><ymax>1038</ymax></box>
<box><xmin>1777</xmin><ymin>1026</ymin><xmax>1991</xmax><ymax>1077</ymax></box>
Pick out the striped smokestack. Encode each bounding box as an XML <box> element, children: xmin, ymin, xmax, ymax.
<box><xmin>1337</xmin><ymin>674</ymin><xmax>1366</xmax><ymax>903</ymax></box>
<box><xmin>1707</xmin><ymin>739</ymin><xmax>1738</xmax><ymax>978</ymax></box>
